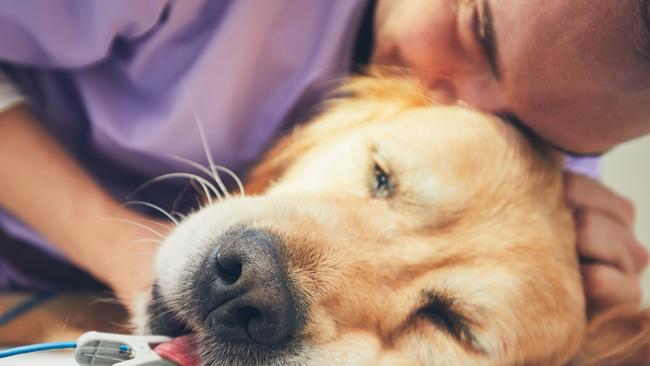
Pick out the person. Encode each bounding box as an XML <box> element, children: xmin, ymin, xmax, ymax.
<box><xmin>0</xmin><ymin>0</ymin><xmax>647</xmax><ymax>317</ymax></box>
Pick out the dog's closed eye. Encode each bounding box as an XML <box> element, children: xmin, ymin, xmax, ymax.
<box><xmin>416</xmin><ymin>291</ymin><xmax>480</xmax><ymax>351</ymax></box>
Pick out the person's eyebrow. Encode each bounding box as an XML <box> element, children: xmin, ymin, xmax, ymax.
<box><xmin>480</xmin><ymin>0</ymin><xmax>502</xmax><ymax>80</ymax></box>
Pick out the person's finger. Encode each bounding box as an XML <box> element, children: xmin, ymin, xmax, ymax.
<box><xmin>564</xmin><ymin>172</ymin><xmax>635</xmax><ymax>228</ymax></box>
<box><xmin>581</xmin><ymin>263</ymin><xmax>642</xmax><ymax>313</ymax></box>
<box><xmin>575</xmin><ymin>209</ymin><xmax>637</xmax><ymax>275</ymax></box>
<box><xmin>623</xmin><ymin>236</ymin><xmax>649</xmax><ymax>273</ymax></box>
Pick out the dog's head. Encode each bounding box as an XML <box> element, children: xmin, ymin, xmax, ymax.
<box><xmin>141</xmin><ymin>75</ymin><xmax>590</xmax><ymax>365</ymax></box>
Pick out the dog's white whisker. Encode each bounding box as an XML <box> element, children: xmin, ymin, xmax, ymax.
<box><xmin>137</xmin><ymin>173</ymin><xmax>221</xmax><ymax>200</ymax></box>
<box><xmin>193</xmin><ymin>177</ymin><xmax>214</xmax><ymax>205</ymax></box>
<box><xmin>88</xmin><ymin>293</ymin><xmax>123</xmax><ymax>307</ymax></box>
<box><xmin>170</xmin><ymin>159</ymin><xmax>245</xmax><ymax>198</ymax></box>
<box><xmin>103</xmin><ymin>217</ymin><xmax>166</xmax><ymax>239</ymax></box>
<box><xmin>137</xmin><ymin>218</ymin><xmax>173</xmax><ymax>231</ymax></box>
<box><xmin>171</xmin><ymin>211</ymin><xmax>187</xmax><ymax>222</ymax></box>
<box><xmin>168</xmin><ymin>154</ymin><xmax>212</xmax><ymax>179</ymax></box>
<box><xmin>107</xmin><ymin>251</ymin><xmax>161</xmax><ymax>259</ymax></box>
<box><xmin>57</xmin><ymin>314</ymin><xmax>70</xmax><ymax>336</ymax></box>
<box><xmin>123</xmin><ymin>200</ymin><xmax>179</xmax><ymax>225</ymax></box>
<box><xmin>168</xmin><ymin>155</ymin><xmax>216</xmax><ymax>204</ymax></box>
<box><xmin>133</xmin><ymin>238</ymin><xmax>164</xmax><ymax>245</ymax></box>
<box><xmin>182</xmin><ymin>85</ymin><xmax>230</xmax><ymax>198</ymax></box>
<box><xmin>211</xmin><ymin>164</ymin><xmax>245</xmax><ymax>196</ymax></box>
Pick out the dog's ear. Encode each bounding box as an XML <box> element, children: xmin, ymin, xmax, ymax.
<box><xmin>570</xmin><ymin>306</ymin><xmax>650</xmax><ymax>366</ymax></box>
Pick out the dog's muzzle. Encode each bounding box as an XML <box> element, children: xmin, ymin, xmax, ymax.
<box><xmin>194</xmin><ymin>227</ymin><xmax>300</xmax><ymax>346</ymax></box>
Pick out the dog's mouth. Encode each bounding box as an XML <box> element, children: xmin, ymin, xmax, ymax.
<box><xmin>147</xmin><ymin>227</ymin><xmax>306</xmax><ymax>366</ymax></box>
<box><xmin>147</xmin><ymin>285</ymin><xmax>200</xmax><ymax>365</ymax></box>
<box><xmin>147</xmin><ymin>287</ymin><xmax>303</xmax><ymax>366</ymax></box>
<box><xmin>155</xmin><ymin>335</ymin><xmax>201</xmax><ymax>366</ymax></box>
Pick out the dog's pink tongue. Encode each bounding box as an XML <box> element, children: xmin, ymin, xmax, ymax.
<box><xmin>154</xmin><ymin>335</ymin><xmax>200</xmax><ymax>366</ymax></box>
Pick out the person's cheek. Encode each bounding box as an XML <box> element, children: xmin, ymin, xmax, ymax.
<box><xmin>453</xmin><ymin>72</ymin><xmax>504</xmax><ymax>112</ymax></box>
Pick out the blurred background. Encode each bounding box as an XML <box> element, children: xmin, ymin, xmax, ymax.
<box><xmin>601</xmin><ymin>135</ymin><xmax>650</xmax><ymax>305</ymax></box>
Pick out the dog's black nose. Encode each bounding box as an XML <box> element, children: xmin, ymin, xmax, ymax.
<box><xmin>200</xmin><ymin>228</ymin><xmax>299</xmax><ymax>346</ymax></box>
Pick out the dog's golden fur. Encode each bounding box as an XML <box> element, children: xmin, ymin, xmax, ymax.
<box><xmin>245</xmin><ymin>75</ymin><xmax>584</xmax><ymax>365</ymax></box>
<box><xmin>150</xmin><ymin>74</ymin><xmax>650</xmax><ymax>365</ymax></box>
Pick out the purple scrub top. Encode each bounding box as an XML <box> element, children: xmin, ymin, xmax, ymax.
<box><xmin>0</xmin><ymin>0</ymin><xmax>368</xmax><ymax>289</ymax></box>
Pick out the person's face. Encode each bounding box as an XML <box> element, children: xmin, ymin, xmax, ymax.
<box><xmin>373</xmin><ymin>0</ymin><xmax>650</xmax><ymax>154</ymax></box>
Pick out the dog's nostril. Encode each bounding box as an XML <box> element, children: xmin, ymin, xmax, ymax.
<box><xmin>235</xmin><ymin>306</ymin><xmax>262</xmax><ymax>329</ymax></box>
<box><xmin>216</xmin><ymin>255</ymin><xmax>242</xmax><ymax>284</ymax></box>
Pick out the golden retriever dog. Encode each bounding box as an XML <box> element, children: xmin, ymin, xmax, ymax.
<box><xmin>137</xmin><ymin>75</ymin><xmax>650</xmax><ymax>366</ymax></box>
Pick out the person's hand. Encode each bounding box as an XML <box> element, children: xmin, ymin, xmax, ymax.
<box><xmin>90</xmin><ymin>209</ymin><xmax>174</xmax><ymax>315</ymax></box>
<box><xmin>564</xmin><ymin>172</ymin><xmax>648</xmax><ymax>315</ymax></box>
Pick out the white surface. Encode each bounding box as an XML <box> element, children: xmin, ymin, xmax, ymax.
<box><xmin>601</xmin><ymin>135</ymin><xmax>650</xmax><ymax>305</ymax></box>
<box><xmin>0</xmin><ymin>350</ymin><xmax>75</xmax><ymax>365</ymax></box>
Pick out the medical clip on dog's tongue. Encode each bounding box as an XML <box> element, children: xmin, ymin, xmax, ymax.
<box><xmin>75</xmin><ymin>331</ymin><xmax>178</xmax><ymax>366</ymax></box>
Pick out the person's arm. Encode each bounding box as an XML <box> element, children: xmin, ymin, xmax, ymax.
<box><xmin>0</xmin><ymin>1</ymin><xmax>171</xmax><ymax>311</ymax></box>
<box><xmin>0</xmin><ymin>105</ymin><xmax>165</xmax><ymax>311</ymax></box>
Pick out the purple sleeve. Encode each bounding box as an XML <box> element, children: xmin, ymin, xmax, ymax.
<box><xmin>564</xmin><ymin>155</ymin><xmax>600</xmax><ymax>178</ymax></box>
<box><xmin>0</xmin><ymin>0</ymin><xmax>167</xmax><ymax>67</ymax></box>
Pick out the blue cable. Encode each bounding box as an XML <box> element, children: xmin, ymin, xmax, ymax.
<box><xmin>0</xmin><ymin>341</ymin><xmax>77</xmax><ymax>358</ymax></box>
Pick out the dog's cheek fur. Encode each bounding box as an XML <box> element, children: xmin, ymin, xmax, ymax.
<box><xmin>256</xmin><ymin>197</ymin><xmax>573</xmax><ymax>364</ymax></box>
<box><xmin>131</xmin><ymin>291</ymin><xmax>153</xmax><ymax>334</ymax></box>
